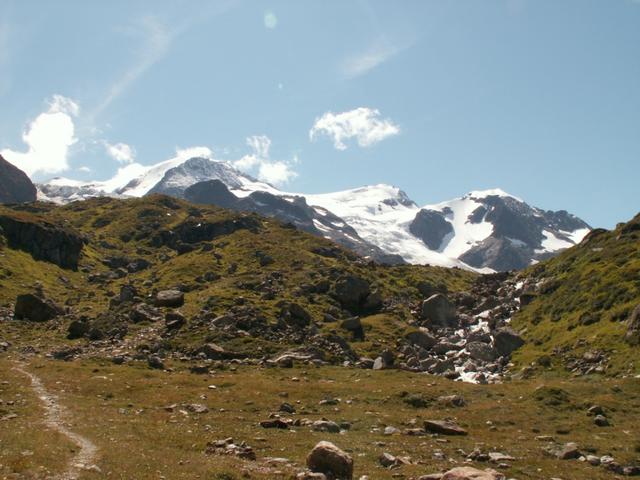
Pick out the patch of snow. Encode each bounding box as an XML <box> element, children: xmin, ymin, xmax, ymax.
<box><xmin>540</xmin><ymin>230</ymin><xmax>573</xmax><ymax>252</ymax></box>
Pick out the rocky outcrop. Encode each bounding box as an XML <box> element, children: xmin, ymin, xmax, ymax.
<box><xmin>456</xmin><ymin>194</ymin><xmax>590</xmax><ymax>271</ymax></box>
<box><xmin>460</xmin><ymin>237</ymin><xmax>533</xmax><ymax>272</ymax></box>
<box><xmin>0</xmin><ymin>155</ymin><xmax>36</xmax><ymax>204</ymax></box>
<box><xmin>409</xmin><ymin>209</ymin><xmax>453</xmax><ymax>250</ymax></box>
<box><xmin>0</xmin><ymin>212</ymin><xmax>85</xmax><ymax>269</ymax></box>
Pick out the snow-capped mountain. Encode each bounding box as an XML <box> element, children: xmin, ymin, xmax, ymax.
<box><xmin>37</xmin><ymin>156</ymin><xmax>590</xmax><ymax>271</ymax></box>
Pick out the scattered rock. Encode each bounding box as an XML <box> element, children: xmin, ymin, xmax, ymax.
<box><xmin>437</xmin><ymin>395</ymin><xmax>466</xmax><ymax>408</ymax></box>
<box><xmin>155</xmin><ymin>289</ymin><xmax>185</xmax><ymax>308</ymax></box>
<box><xmin>440</xmin><ymin>466</ymin><xmax>505</xmax><ymax>480</ymax></box>
<box><xmin>260</xmin><ymin>419</ymin><xmax>289</xmax><ymax>429</ymax></box>
<box><xmin>424</xmin><ymin>420</ymin><xmax>468</xmax><ymax>436</ymax></box>
<box><xmin>312</xmin><ymin>420</ymin><xmax>341</xmax><ymax>433</ymax></box>
<box><xmin>147</xmin><ymin>355</ymin><xmax>165</xmax><ymax>370</ymax></box>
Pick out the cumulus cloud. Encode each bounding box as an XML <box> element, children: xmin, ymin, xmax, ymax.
<box><xmin>175</xmin><ymin>146</ymin><xmax>213</xmax><ymax>161</ymax></box>
<box><xmin>234</xmin><ymin>135</ymin><xmax>297</xmax><ymax>186</ymax></box>
<box><xmin>78</xmin><ymin>166</ymin><xmax>92</xmax><ymax>173</ymax></box>
<box><xmin>104</xmin><ymin>142</ymin><xmax>135</xmax><ymax>164</ymax></box>
<box><xmin>1</xmin><ymin>95</ymin><xmax>79</xmax><ymax>177</ymax></box>
<box><xmin>309</xmin><ymin>107</ymin><xmax>400</xmax><ymax>150</ymax></box>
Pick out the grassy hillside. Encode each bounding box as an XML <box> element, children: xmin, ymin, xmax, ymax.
<box><xmin>0</xmin><ymin>195</ymin><xmax>475</xmax><ymax>361</ymax></box>
<box><xmin>511</xmin><ymin>213</ymin><xmax>640</xmax><ymax>376</ymax></box>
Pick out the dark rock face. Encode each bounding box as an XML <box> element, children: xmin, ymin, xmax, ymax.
<box><xmin>456</xmin><ymin>195</ymin><xmax>590</xmax><ymax>271</ymax></box>
<box><xmin>14</xmin><ymin>293</ymin><xmax>63</xmax><ymax>322</ymax></box>
<box><xmin>184</xmin><ymin>179</ymin><xmax>240</xmax><ymax>209</ymax></box>
<box><xmin>0</xmin><ymin>213</ymin><xmax>85</xmax><ymax>270</ymax></box>
<box><xmin>409</xmin><ymin>209</ymin><xmax>453</xmax><ymax>250</ymax></box>
<box><xmin>460</xmin><ymin>237</ymin><xmax>532</xmax><ymax>272</ymax></box>
<box><xmin>0</xmin><ymin>155</ymin><xmax>36</xmax><ymax>204</ymax></box>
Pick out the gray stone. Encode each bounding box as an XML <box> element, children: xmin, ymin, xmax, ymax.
<box><xmin>306</xmin><ymin>441</ymin><xmax>353</xmax><ymax>480</ymax></box>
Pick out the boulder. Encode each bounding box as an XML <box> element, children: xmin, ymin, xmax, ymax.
<box><xmin>147</xmin><ymin>355</ymin><xmax>165</xmax><ymax>370</ymax></box>
<box><xmin>312</xmin><ymin>420</ymin><xmax>341</xmax><ymax>433</ymax></box>
<box><xmin>440</xmin><ymin>467</ymin><xmax>505</xmax><ymax>480</ymax></box>
<box><xmin>466</xmin><ymin>342</ymin><xmax>497</xmax><ymax>362</ymax></box>
<box><xmin>405</xmin><ymin>328</ymin><xmax>437</xmax><ymax>349</ymax></box>
<box><xmin>420</xmin><ymin>294</ymin><xmax>457</xmax><ymax>328</ymax></box>
<box><xmin>14</xmin><ymin>293</ymin><xmax>63</xmax><ymax>322</ymax></box>
<box><xmin>165</xmin><ymin>311</ymin><xmax>186</xmax><ymax>330</ymax></box>
<box><xmin>155</xmin><ymin>289</ymin><xmax>185</xmax><ymax>308</ymax></box>
<box><xmin>362</xmin><ymin>290</ymin><xmax>383</xmax><ymax>311</ymax></box>
<box><xmin>424</xmin><ymin>420</ymin><xmax>468</xmax><ymax>436</ymax></box>
<box><xmin>130</xmin><ymin>303</ymin><xmax>162</xmax><ymax>323</ymax></box>
<box><xmin>493</xmin><ymin>327</ymin><xmax>525</xmax><ymax>356</ymax></box>
<box><xmin>67</xmin><ymin>318</ymin><xmax>90</xmax><ymax>339</ymax></box>
<box><xmin>119</xmin><ymin>284</ymin><xmax>138</xmax><ymax>303</ymax></box>
<box><xmin>281</xmin><ymin>302</ymin><xmax>312</xmax><ymax>327</ymax></box>
<box><xmin>332</xmin><ymin>275</ymin><xmax>370</xmax><ymax>310</ymax></box>
<box><xmin>306</xmin><ymin>441</ymin><xmax>353</xmax><ymax>479</ymax></box>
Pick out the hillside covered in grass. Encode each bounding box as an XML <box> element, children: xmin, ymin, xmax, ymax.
<box><xmin>0</xmin><ymin>195</ymin><xmax>479</xmax><ymax>368</ymax></box>
<box><xmin>511</xmin><ymin>213</ymin><xmax>640</xmax><ymax>376</ymax></box>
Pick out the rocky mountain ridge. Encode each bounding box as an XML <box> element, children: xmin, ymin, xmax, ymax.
<box><xmin>35</xmin><ymin>156</ymin><xmax>591</xmax><ymax>271</ymax></box>
<box><xmin>0</xmin><ymin>154</ymin><xmax>37</xmax><ymax>204</ymax></box>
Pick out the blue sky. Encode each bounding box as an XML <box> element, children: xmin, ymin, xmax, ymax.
<box><xmin>0</xmin><ymin>0</ymin><xmax>638</xmax><ymax>228</ymax></box>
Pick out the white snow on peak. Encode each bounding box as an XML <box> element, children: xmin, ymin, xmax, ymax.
<box><xmin>46</xmin><ymin>177</ymin><xmax>86</xmax><ymax>187</ymax></box>
<box><xmin>303</xmin><ymin>184</ymin><xmax>483</xmax><ymax>270</ymax></box>
<box><xmin>425</xmin><ymin>195</ymin><xmax>495</xmax><ymax>259</ymax></box>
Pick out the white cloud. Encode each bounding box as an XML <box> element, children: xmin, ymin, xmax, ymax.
<box><xmin>233</xmin><ymin>135</ymin><xmax>297</xmax><ymax>186</ymax></box>
<box><xmin>78</xmin><ymin>166</ymin><xmax>92</xmax><ymax>173</ymax></box>
<box><xmin>258</xmin><ymin>161</ymin><xmax>296</xmax><ymax>185</ymax></box>
<box><xmin>1</xmin><ymin>95</ymin><xmax>79</xmax><ymax>177</ymax></box>
<box><xmin>104</xmin><ymin>142</ymin><xmax>135</xmax><ymax>164</ymax></box>
<box><xmin>342</xmin><ymin>39</ymin><xmax>412</xmax><ymax>79</ymax></box>
<box><xmin>309</xmin><ymin>107</ymin><xmax>400</xmax><ymax>150</ymax></box>
<box><xmin>175</xmin><ymin>146</ymin><xmax>213</xmax><ymax>161</ymax></box>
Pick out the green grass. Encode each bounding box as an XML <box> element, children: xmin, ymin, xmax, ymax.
<box><xmin>511</xmin><ymin>213</ymin><xmax>640</xmax><ymax>375</ymax></box>
<box><xmin>1</xmin><ymin>357</ymin><xmax>639</xmax><ymax>479</ymax></box>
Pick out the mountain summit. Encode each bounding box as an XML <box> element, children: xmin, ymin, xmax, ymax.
<box><xmin>37</xmin><ymin>157</ymin><xmax>590</xmax><ymax>271</ymax></box>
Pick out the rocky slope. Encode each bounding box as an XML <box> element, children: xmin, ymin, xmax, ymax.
<box><xmin>0</xmin><ymin>195</ymin><xmax>526</xmax><ymax>383</ymax></box>
<box><xmin>0</xmin><ymin>196</ymin><xmax>637</xmax><ymax>385</ymax></box>
<box><xmin>0</xmin><ymin>154</ymin><xmax>37</xmax><ymax>204</ymax></box>
<box><xmin>37</xmin><ymin>157</ymin><xmax>590</xmax><ymax>271</ymax></box>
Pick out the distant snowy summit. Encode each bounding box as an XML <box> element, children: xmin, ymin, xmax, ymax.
<box><xmin>38</xmin><ymin>157</ymin><xmax>590</xmax><ymax>271</ymax></box>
